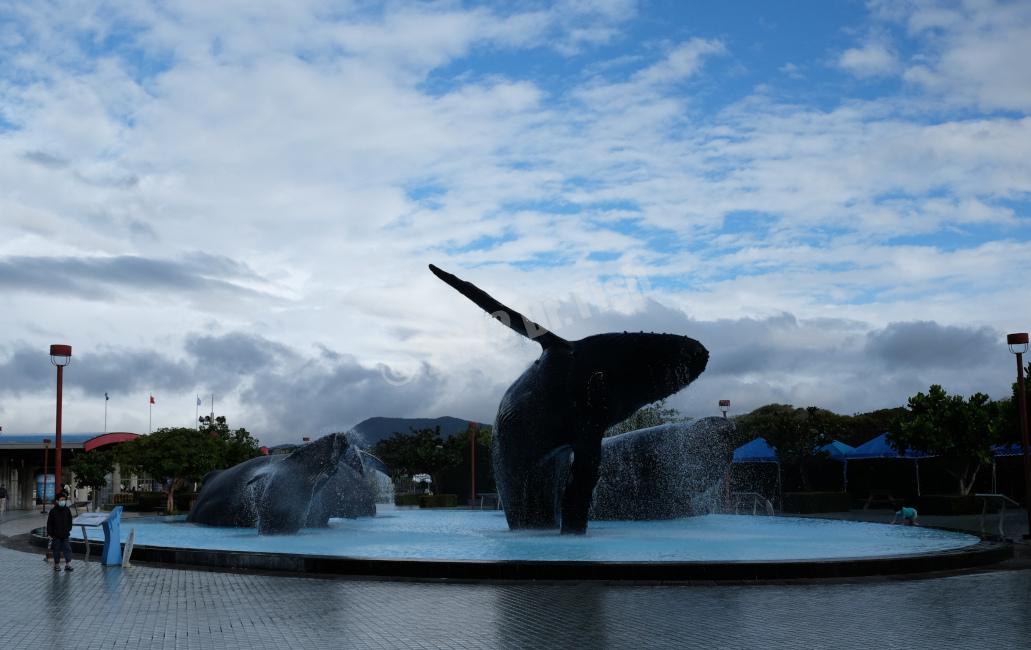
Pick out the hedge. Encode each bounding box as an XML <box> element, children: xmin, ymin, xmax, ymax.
<box><xmin>914</xmin><ymin>494</ymin><xmax>985</xmax><ymax>515</ymax></box>
<box><xmin>394</xmin><ymin>493</ymin><xmax>459</xmax><ymax>508</ymax></box>
<box><xmin>782</xmin><ymin>491</ymin><xmax>852</xmax><ymax>514</ymax></box>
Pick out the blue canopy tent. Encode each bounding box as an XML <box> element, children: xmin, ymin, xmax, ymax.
<box><xmin>732</xmin><ymin>437</ymin><xmax>778</xmax><ymax>463</ymax></box>
<box><xmin>732</xmin><ymin>437</ymin><xmax>781</xmax><ymax>503</ymax></box>
<box><xmin>847</xmin><ymin>433</ymin><xmax>934</xmax><ymax>496</ymax></box>
<box><xmin>818</xmin><ymin>440</ymin><xmax>855</xmax><ymax>491</ymax></box>
<box><xmin>993</xmin><ymin>443</ymin><xmax>1024</xmax><ymax>457</ymax></box>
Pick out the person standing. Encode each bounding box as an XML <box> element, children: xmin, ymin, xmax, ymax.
<box><xmin>46</xmin><ymin>490</ymin><xmax>74</xmax><ymax>571</ymax></box>
<box><xmin>0</xmin><ymin>483</ymin><xmax>8</xmax><ymax>518</ymax></box>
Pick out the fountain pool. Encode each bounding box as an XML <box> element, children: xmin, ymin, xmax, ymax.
<box><xmin>55</xmin><ymin>505</ymin><xmax>1007</xmax><ymax>580</ymax></box>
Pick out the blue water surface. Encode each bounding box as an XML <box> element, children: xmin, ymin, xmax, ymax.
<box><xmin>72</xmin><ymin>506</ymin><xmax>979</xmax><ymax>562</ymax></box>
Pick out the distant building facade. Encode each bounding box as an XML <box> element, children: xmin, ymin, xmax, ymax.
<box><xmin>0</xmin><ymin>432</ymin><xmax>139</xmax><ymax>510</ymax></box>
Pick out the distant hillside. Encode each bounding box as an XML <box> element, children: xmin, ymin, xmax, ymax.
<box><xmin>349</xmin><ymin>416</ymin><xmax>488</xmax><ymax>448</ymax></box>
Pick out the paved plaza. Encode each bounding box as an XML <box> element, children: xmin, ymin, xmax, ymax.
<box><xmin>2</xmin><ymin>511</ymin><xmax>1030</xmax><ymax>649</ymax></box>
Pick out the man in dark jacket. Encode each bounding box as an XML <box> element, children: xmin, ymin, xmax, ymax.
<box><xmin>46</xmin><ymin>490</ymin><xmax>74</xmax><ymax>571</ymax></box>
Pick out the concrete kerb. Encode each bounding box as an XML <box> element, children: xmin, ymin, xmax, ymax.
<box><xmin>20</xmin><ymin>523</ymin><xmax>1013</xmax><ymax>583</ymax></box>
<box><xmin>4</xmin><ymin>507</ymin><xmax>1024</xmax><ymax>583</ymax></box>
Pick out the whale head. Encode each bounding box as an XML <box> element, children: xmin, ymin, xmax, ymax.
<box><xmin>571</xmin><ymin>332</ymin><xmax>708</xmax><ymax>429</ymax></box>
<box><xmin>254</xmin><ymin>432</ymin><xmax>361</xmax><ymax>534</ymax></box>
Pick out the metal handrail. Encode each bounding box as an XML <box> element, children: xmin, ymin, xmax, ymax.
<box><xmin>731</xmin><ymin>491</ymin><xmax>775</xmax><ymax>516</ymax></box>
<box><xmin>974</xmin><ymin>493</ymin><xmax>1020</xmax><ymax>539</ymax></box>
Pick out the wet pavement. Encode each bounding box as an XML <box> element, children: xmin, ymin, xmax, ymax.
<box><xmin>2</xmin><ymin>510</ymin><xmax>1030</xmax><ymax>649</ymax></box>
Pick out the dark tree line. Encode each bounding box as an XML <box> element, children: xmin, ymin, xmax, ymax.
<box><xmin>70</xmin><ymin>415</ymin><xmax>262</xmax><ymax>513</ymax></box>
<box><xmin>373</xmin><ymin>424</ymin><xmax>492</xmax><ymax>493</ymax></box>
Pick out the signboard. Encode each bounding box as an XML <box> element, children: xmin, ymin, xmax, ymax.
<box><xmin>72</xmin><ymin>512</ymin><xmax>110</xmax><ymax>527</ymax></box>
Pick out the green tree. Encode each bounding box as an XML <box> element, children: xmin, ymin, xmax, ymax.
<box><xmin>373</xmin><ymin>426</ymin><xmax>460</xmax><ymax>492</ymax></box>
<box><xmin>69</xmin><ymin>449</ymin><xmax>115</xmax><ymax>509</ymax></box>
<box><xmin>838</xmin><ymin>407</ymin><xmax>908</xmax><ymax>448</ymax></box>
<box><xmin>735</xmin><ymin>404</ymin><xmax>837</xmax><ymax>490</ymax></box>
<box><xmin>444</xmin><ymin>423</ymin><xmax>492</xmax><ymax>452</ymax></box>
<box><xmin>993</xmin><ymin>361</ymin><xmax>1031</xmax><ymax>447</ymax></box>
<box><xmin>605</xmin><ymin>399</ymin><xmax>684</xmax><ymax>437</ymax></box>
<box><xmin>439</xmin><ymin>423</ymin><xmax>495</xmax><ymax>497</ymax></box>
<box><xmin>889</xmin><ymin>385</ymin><xmax>999</xmax><ymax>495</ymax></box>
<box><xmin>199</xmin><ymin>415</ymin><xmax>262</xmax><ymax>467</ymax></box>
<box><xmin>116</xmin><ymin>427</ymin><xmax>227</xmax><ymax>513</ymax></box>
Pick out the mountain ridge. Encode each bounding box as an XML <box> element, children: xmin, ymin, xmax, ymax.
<box><xmin>349</xmin><ymin>415</ymin><xmax>488</xmax><ymax>447</ymax></box>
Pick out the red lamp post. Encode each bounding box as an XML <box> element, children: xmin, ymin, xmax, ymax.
<box><xmin>50</xmin><ymin>344</ymin><xmax>72</xmax><ymax>500</ymax></box>
<box><xmin>719</xmin><ymin>399</ymin><xmax>731</xmax><ymax>419</ymax></box>
<box><xmin>1007</xmin><ymin>333</ymin><xmax>1031</xmax><ymax>540</ymax></box>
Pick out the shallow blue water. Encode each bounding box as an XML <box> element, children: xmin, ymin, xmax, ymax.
<box><xmin>71</xmin><ymin>506</ymin><xmax>979</xmax><ymax>562</ymax></box>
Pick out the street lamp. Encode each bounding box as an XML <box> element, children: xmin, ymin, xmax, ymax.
<box><xmin>1006</xmin><ymin>332</ymin><xmax>1031</xmax><ymax>540</ymax></box>
<box><xmin>719</xmin><ymin>399</ymin><xmax>731</xmax><ymax>419</ymax></box>
<box><xmin>50</xmin><ymin>344</ymin><xmax>71</xmax><ymax>501</ymax></box>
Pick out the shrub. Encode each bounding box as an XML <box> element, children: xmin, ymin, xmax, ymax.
<box><xmin>419</xmin><ymin>494</ymin><xmax>458</xmax><ymax>508</ymax></box>
<box><xmin>393</xmin><ymin>493</ymin><xmax>460</xmax><ymax>508</ymax></box>
<box><xmin>914</xmin><ymin>494</ymin><xmax>982</xmax><ymax>515</ymax></box>
<box><xmin>394</xmin><ymin>494</ymin><xmax>422</xmax><ymax>507</ymax></box>
<box><xmin>174</xmin><ymin>492</ymin><xmax>199</xmax><ymax>512</ymax></box>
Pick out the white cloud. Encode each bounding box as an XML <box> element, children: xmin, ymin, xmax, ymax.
<box><xmin>838</xmin><ymin>41</ymin><xmax>899</xmax><ymax>77</ymax></box>
<box><xmin>893</xmin><ymin>0</ymin><xmax>1031</xmax><ymax>110</ymax></box>
<box><xmin>0</xmin><ymin>1</ymin><xmax>1028</xmax><ymax>439</ymax></box>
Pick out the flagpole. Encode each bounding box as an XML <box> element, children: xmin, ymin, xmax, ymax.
<box><xmin>211</xmin><ymin>394</ymin><xmax>214</xmax><ymax>423</ymax></box>
<box><xmin>149</xmin><ymin>396</ymin><xmax>153</xmax><ymax>434</ymax></box>
<box><xmin>196</xmin><ymin>396</ymin><xmax>200</xmax><ymax>430</ymax></box>
<box><xmin>104</xmin><ymin>395</ymin><xmax>108</xmax><ymax>434</ymax></box>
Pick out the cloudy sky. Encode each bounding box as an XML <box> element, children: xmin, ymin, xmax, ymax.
<box><xmin>1</xmin><ymin>0</ymin><xmax>1029</xmax><ymax>445</ymax></box>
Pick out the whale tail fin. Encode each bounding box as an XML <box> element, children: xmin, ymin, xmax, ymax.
<box><xmin>429</xmin><ymin>264</ymin><xmax>571</xmax><ymax>350</ymax></box>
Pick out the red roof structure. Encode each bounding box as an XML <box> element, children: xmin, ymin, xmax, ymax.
<box><xmin>83</xmin><ymin>432</ymin><xmax>140</xmax><ymax>452</ymax></box>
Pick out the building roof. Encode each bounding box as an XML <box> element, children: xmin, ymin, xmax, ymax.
<box><xmin>0</xmin><ymin>432</ymin><xmax>139</xmax><ymax>450</ymax></box>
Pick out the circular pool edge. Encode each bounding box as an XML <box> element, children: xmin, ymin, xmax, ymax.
<box><xmin>29</xmin><ymin>525</ymin><xmax>1012</xmax><ymax>582</ymax></box>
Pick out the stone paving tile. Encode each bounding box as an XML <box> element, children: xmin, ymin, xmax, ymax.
<box><xmin>1</xmin><ymin>544</ymin><xmax>1030</xmax><ymax>649</ymax></box>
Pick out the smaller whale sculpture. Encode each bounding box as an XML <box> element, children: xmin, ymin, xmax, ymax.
<box><xmin>590</xmin><ymin>417</ymin><xmax>736</xmax><ymax>520</ymax></box>
<box><xmin>187</xmin><ymin>432</ymin><xmax>376</xmax><ymax>534</ymax></box>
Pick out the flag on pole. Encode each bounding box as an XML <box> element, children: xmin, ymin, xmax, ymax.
<box><xmin>197</xmin><ymin>395</ymin><xmax>202</xmax><ymax>406</ymax></box>
<box><xmin>105</xmin><ymin>392</ymin><xmax>110</xmax><ymax>401</ymax></box>
<box><xmin>150</xmin><ymin>395</ymin><xmax>155</xmax><ymax>405</ymax></box>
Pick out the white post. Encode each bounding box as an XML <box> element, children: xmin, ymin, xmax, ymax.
<box><xmin>122</xmin><ymin>528</ymin><xmax>135</xmax><ymax>568</ymax></box>
<box><xmin>915</xmin><ymin>459</ymin><xmax>922</xmax><ymax>497</ymax></box>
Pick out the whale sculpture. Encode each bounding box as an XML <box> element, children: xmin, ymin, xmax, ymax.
<box><xmin>590</xmin><ymin>417</ymin><xmax>736</xmax><ymax>520</ymax></box>
<box><xmin>187</xmin><ymin>432</ymin><xmax>376</xmax><ymax>534</ymax></box>
<box><xmin>429</xmin><ymin>264</ymin><xmax>709</xmax><ymax>534</ymax></box>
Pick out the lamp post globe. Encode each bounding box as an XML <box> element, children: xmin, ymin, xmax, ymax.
<box><xmin>719</xmin><ymin>399</ymin><xmax>731</xmax><ymax>419</ymax></box>
<box><xmin>1006</xmin><ymin>333</ymin><xmax>1031</xmax><ymax>540</ymax></box>
<box><xmin>49</xmin><ymin>344</ymin><xmax>72</xmax><ymax>503</ymax></box>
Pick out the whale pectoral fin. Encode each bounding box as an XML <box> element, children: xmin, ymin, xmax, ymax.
<box><xmin>429</xmin><ymin>264</ymin><xmax>571</xmax><ymax>350</ymax></box>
